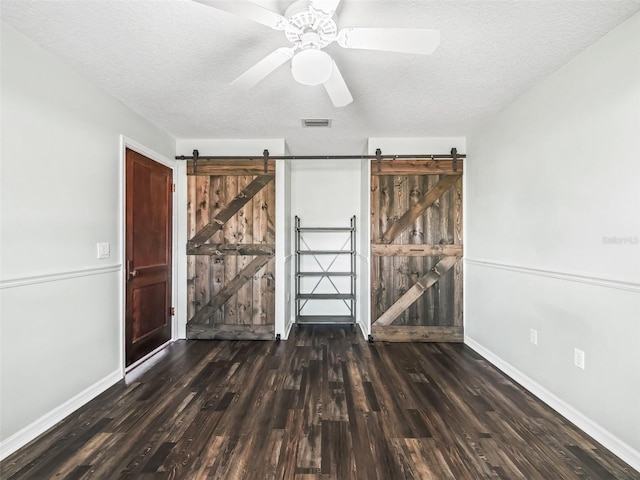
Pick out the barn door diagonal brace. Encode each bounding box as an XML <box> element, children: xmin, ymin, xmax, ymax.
<box><xmin>372</xmin><ymin>256</ymin><xmax>458</xmax><ymax>327</ymax></box>
<box><xmin>188</xmin><ymin>174</ymin><xmax>274</xmax><ymax>246</ymax></box>
<box><xmin>381</xmin><ymin>175</ymin><xmax>460</xmax><ymax>244</ymax></box>
<box><xmin>189</xmin><ymin>254</ymin><xmax>273</xmax><ymax>325</ymax></box>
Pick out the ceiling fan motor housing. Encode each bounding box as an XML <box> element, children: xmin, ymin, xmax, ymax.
<box><xmin>285</xmin><ymin>0</ymin><xmax>338</xmax><ymax>49</ymax></box>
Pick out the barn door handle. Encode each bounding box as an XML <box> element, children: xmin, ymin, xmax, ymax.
<box><xmin>127</xmin><ymin>260</ymin><xmax>139</xmax><ymax>279</ymax></box>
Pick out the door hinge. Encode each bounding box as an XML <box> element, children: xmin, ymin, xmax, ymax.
<box><xmin>170</xmin><ymin>307</ymin><xmax>175</xmax><ymax>316</ymax></box>
<box><xmin>171</xmin><ymin>183</ymin><xmax>176</xmax><ymax>193</ymax></box>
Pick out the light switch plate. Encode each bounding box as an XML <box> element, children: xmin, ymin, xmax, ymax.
<box><xmin>574</xmin><ymin>348</ymin><xmax>585</xmax><ymax>370</ymax></box>
<box><xmin>97</xmin><ymin>242</ymin><xmax>110</xmax><ymax>259</ymax></box>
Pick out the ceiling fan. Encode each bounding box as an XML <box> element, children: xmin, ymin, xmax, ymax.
<box><xmin>195</xmin><ymin>0</ymin><xmax>440</xmax><ymax>107</ymax></box>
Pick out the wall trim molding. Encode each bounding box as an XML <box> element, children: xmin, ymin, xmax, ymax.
<box><xmin>465</xmin><ymin>337</ymin><xmax>640</xmax><ymax>473</ymax></box>
<box><xmin>0</xmin><ymin>264</ymin><xmax>121</xmax><ymax>290</ymax></box>
<box><xmin>464</xmin><ymin>258</ymin><xmax>640</xmax><ymax>292</ymax></box>
<box><xmin>0</xmin><ymin>370</ymin><xmax>122</xmax><ymax>461</ymax></box>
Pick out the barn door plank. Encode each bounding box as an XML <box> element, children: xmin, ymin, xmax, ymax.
<box><xmin>187</xmin><ymin>159</ymin><xmax>275</xmax><ymax>176</ymax></box>
<box><xmin>187</xmin><ymin>244</ymin><xmax>275</xmax><ymax>256</ymax></box>
<box><xmin>370</xmin><ymin>175</ymin><xmax>381</xmax><ymax>321</ymax></box>
<box><xmin>209</xmin><ymin>175</ymin><xmax>226</xmax><ymax>325</ymax></box>
<box><xmin>372</xmin><ymin>256</ymin><xmax>458</xmax><ymax>327</ymax></box>
<box><xmin>223</xmin><ymin>176</ymin><xmax>240</xmax><ymax>325</ymax></box>
<box><xmin>189</xmin><ymin>255</ymin><xmax>273</xmax><ymax>325</ymax></box>
<box><xmin>372</xmin><ymin>159</ymin><xmax>463</xmax><ymax>176</ymax></box>
<box><xmin>236</xmin><ymin>174</ymin><xmax>253</xmax><ymax>325</ymax></box>
<box><xmin>194</xmin><ymin>175</ymin><xmax>211</xmax><ymax>320</ymax></box>
<box><xmin>380</xmin><ymin>175</ymin><xmax>459</xmax><ymax>244</ymax></box>
<box><xmin>371</xmin><ymin>244</ymin><xmax>463</xmax><ymax>256</ymax></box>
<box><xmin>453</xmin><ymin>177</ymin><xmax>464</xmax><ymax>326</ymax></box>
<box><xmin>189</xmin><ymin>175</ymin><xmax>274</xmax><ymax>246</ymax></box>
<box><xmin>408</xmin><ymin>175</ymin><xmax>424</xmax><ymax>325</ymax></box>
<box><xmin>393</xmin><ymin>175</ymin><xmax>411</xmax><ymax>325</ymax></box>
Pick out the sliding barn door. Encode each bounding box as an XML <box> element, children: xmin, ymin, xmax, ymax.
<box><xmin>186</xmin><ymin>160</ymin><xmax>276</xmax><ymax>340</ymax></box>
<box><xmin>370</xmin><ymin>159</ymin><xmax>463</xmax><ymax>342</ymax></box>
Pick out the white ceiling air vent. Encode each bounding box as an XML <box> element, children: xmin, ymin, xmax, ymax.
<box><xmin>302</xmin><ymin>118</ymin><xmax>332</xmax><ymax>127</ymax></box>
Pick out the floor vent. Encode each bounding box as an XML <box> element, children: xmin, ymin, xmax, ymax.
<box><xmin>302</xmin><ymin>119</ymin><xmax>332</xmax><ymax>128</ymax></box>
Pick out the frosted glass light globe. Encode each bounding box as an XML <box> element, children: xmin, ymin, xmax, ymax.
<box><xmin>291</xmin><ymin>49</ymin><xmax>333</xmax><ymax>86</ymax></box>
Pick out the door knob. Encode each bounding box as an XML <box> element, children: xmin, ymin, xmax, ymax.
<box><xmin>127</xmin><ymin>260</ymin><xmax>139</xmax><ymax>279</ymax></box>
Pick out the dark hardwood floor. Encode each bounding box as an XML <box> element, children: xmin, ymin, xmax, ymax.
<box><xmin>2</xmin><ymin>325</ymin><xmax>638</xmax><ymax>479</ymax></box>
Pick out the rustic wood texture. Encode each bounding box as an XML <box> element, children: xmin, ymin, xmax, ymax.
<box><xmin>188</xmin><ymin>174</ymin><xmax>274</xmax><ymax>246</ymax></box>
<box><xmin>372</xmin><ymin>159</ymin><xmax>464</xmax><ymax>175</ymax></box>
<box><xmin>186</xmin><ymin>169</ymin><xmax>275</xmax><ymax>334</ymax></box>
<box><xmin>371</xmin><ymin>325</ymin><xmax>463</xmax><ymax>342</ymax></box>
<box><xmin>371</xmin><ymin>171</ymin><xmax>463</xmax><ymax>339</ymax></box>
<box><xmin>373</xmin><ymin>256</ymin><xmax>459</xmax><ymax>327</ymax></box>
<box><xmin>190</xmin><ymin>255</ymin><xmax>273</xmax><ymax>325</ymax></box>
<box><xmin>187</xmin><ymin>324</ymin><xmax>275</xmax><ymax>340</ymax></box>
<box><xmin>187</xmin><ymin>159</ymin><xmax>276</xmax><ymax>176</ymax></box>
<box><xmin>371</xmin><ymin>244</ymin><xmax>463</xmax><ymax>256</ymax></box>
<box><xmin>381</xmin><ymin>175</ymin><xmax>460</xmax><ymax>245</ymax></box>
<box><xmin>2</xmin><ymin>327</ymin><xmax>636</xmax><ymax>480</ymax></box>
<box><xmin>187</xmin><ymin>243</ymin><xmax>275</xmax><ymax>256</ymax></box>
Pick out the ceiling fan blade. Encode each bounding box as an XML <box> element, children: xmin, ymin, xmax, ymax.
<box><xmin>193</xmin><ymin>0</ymin><xmax>288</xmax><ymax>30</ymax></box>
<box><xmin>310</xmin><ymin>0</ymin><xmax>342</xmax><ymax>16</ymax></box>
<box><xmin>323</xmin><ymin>61</ymin><xmax>353</xmax><ymax>107</ymax></box>
<box><xmin>231</xmin><ymin>48</ymin><xmax>295</xmax><ymax>90</ymax></box>
<box><xmin>337</xmin><ymin>28</ymin><xmax>440</xmax><ymax>55</ymax></box>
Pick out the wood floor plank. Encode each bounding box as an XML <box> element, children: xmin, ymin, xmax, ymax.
<box><xmin>1</xmin><ymin>325</ymin><xmax>638</xmax><ymax>480</ymax></box>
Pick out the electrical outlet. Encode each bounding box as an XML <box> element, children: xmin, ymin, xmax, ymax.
<box><xmin>529</xmin><ymin>328</ymin><xmax>538</xmax><ymax>346</ymax></box>
<box><xmin>574</xmin><ymin>348</ymin><xmax>585</xmax><ymax>369</ymax></box>
<box><xmin>97</xmin><ymin>242</ymin><xmax>110</xmax><ymax>259</ymax></box>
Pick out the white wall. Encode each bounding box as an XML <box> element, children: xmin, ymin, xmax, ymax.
<box><xmin>280</xmin><ymin>160</ymin><xmax>294</xmax><ymax>337</ymax></box>
<box><xmin>368</xmin><ymin>137</ymin><xmax>467</xmax><ymax>156</ymax></box>
<box><xmin>174</xmin><ymin>139</ymin><xmax>290</xmax><ymax>338</ymax></box>
<box><xmin>0</xmin><ymin>23</ymin><xmax>175</xmax><ymax>454</ymax></box>
<box><xmin>359</xmin><ymin>159</ymin><xmax>371</xmax><ymax>337</ymax></box>
<box><xmin>290</xmin><ymin>160</ymin><xmax>361</xmax><ymax>322</ymax></box>
<box><xmin>466</xmin><ymin>12</ymin><xmax>640</xmax><ymax>469</ymax></box>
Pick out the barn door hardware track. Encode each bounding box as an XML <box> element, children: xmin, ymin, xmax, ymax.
<box><xmin>176</xmin><ymin>150</ymin><xmax>466</xmax><ymax>161</ymax></box>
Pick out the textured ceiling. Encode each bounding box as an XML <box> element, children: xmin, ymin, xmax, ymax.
<box><xmin>2</xmin><ymin>0</ymin><xmax>640</xmax><ymax>155</ymax></box>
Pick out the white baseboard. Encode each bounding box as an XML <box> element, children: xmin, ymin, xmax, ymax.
<box><xmin>357</xmin><ymin>320</ymin><xmax>370</xmax><ymax>340</ymax></box>
<box><xmin>0</xmin><ymin>369</ymin><xmax>122</xmax><ymax>461</ymax></box>
<box><xmin>465</xmin><ymin>337</ymin><xmax>640</xmax><ymax>473</ymax></box>
<box><xmin>125</xmin><ymin>340</ymin><xmax>173</xmax><ymax>374</ymax></box>
<box><xmin>283</xmin><ymin>318</ymin><xmax>294</xmax><ymax>340</ymax></box>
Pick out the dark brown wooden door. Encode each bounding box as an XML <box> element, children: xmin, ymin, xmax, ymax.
<box><xmin>126</xmin><ymin>148</ymin><xmax>173</xmax><ymax>366</ymax></box>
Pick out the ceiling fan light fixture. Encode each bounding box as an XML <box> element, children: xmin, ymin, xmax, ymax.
<box><xmin>291</xmin><ymin>49</ymin><xmax>333</xmax><ymax>86</ymax></box>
